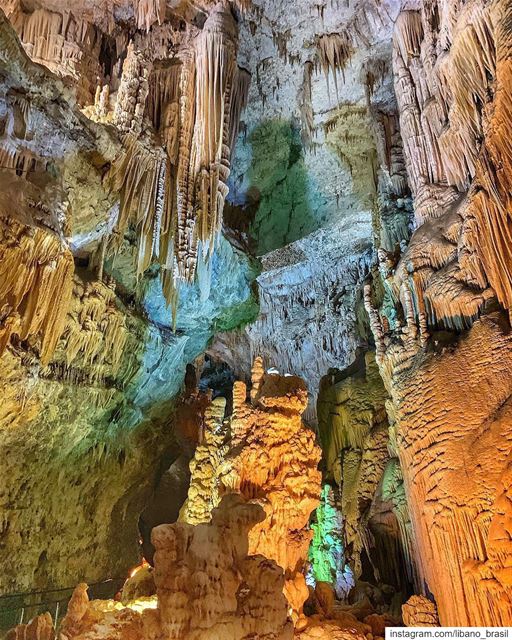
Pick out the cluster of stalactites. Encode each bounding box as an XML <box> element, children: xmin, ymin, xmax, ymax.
<box><xmin>392</xmin><ymin>2</ymin><xmax>496</xmax><ymax>219</ymax></box>
<box><xmin>5</xmin><ymin>1</ymin><xmax>106</xmax><ymax>103</ymax></box>
<box><xmin>133</xmin><ymin>0</ymin><xmax>252</xmax><ymax>32</ymax></box>
<box><xmin>133</xmin><ymin>0</ymin><xmax>166</xmax><ymax>32</ymax></box>
<box><xmin>108</xmin><ymin>136</ymin><xmax>173</xmax><ymax>277</ymax></box>
<box><xmin>463</xmin><ymin>0</ymin><xmax>512</xmax><ymax>316</ymax></box>
<box><xmin>51</xmin><ymin>277</ymin><xmax>129</xmax><ymax>383</ymax></box>
<box><xmin>107</xmin><ymin>3</ymin><xmax>249</xmax><ymax>315</ymax></box>
<box><xmin>0</xmin><ymin>218</ymin><xmax>74</xmax><ymax>365</ymax></box>
<box><xmin>315</xmin><ymin>0</ymin><xmax>389</xmax><ymax>98</ymax></box>
<box><xmin>368</xmin><ymin>0</ymin><xmax>510</xmax><ymax>355</ymax></box>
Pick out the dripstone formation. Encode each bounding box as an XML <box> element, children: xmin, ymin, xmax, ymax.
<box><xmin>2</xmin><ymin>0</ymin><xmax>512</xmax><ymax>636</ymax></box>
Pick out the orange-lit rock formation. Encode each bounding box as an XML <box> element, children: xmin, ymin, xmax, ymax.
<box><xmin>0</xmin><ymin>218</ymin><xmax>74</xmax><ymax>365</ymax></box>
<box><xmin>6</xmin><ymin>613</ymin><xmax>54</xmax><ymax>640</ymax></box>
<box><xmin>55</xmin><ymin>495</ymin><xmax>293</xmax><ymax>640</ymax></box>
<box><xmin>402</xmin><ymin>596</ymin><xmax>438</xmax><ymax>628</ymax></box>
<box><xmin>365</xmin><ymin>0</ymin><xmax>512</xmax><ymax>626</ymax></box>
<box><xmin>181</xmin><ymin>357</ymin><xmax>322</xmax><ymax>627</ymax></box>
<box><xmin>222</xmin><ymin>359</ymin><xmax>322</xmax><ymax>627</ymax></box>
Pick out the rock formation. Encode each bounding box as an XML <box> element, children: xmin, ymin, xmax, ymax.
<box><xmin>6</xmin><ymin>613</ymin><xmax>54</xmax><ymax>640</ymax></box>
<box><xmin>209</xmin><ymin>0</ymin><xmax>408</xmax><ymax>423</ymax></box>
<box><xmin>0</xmin><ymin>0</ymin><xmax>256</xmax><ymax>595</ymax></box>
<box><xmin>364</xmin><ymin>0</ymin><xmax>512</xmax><ymax>627</ymax></box>
<box><xmin>317</xmin><ymin>352</ymin><xmax>415</xmax><ymax>596</ymax></box>
<box><xmin>307</xmin><ymin>485</ymin><xmax>354</xmax><ymax>601</ymax></box>
<box><xmin>54</xmin><ymin>495</ymin><xmax>294</xmax><ymax>640</ymax></box>
<box><xmin>402</xmin><ymin>596</ymin><xmax>439</xmax><ymax>628</ymax></box>
<box><xmin>181</xmin><ymin>357</ymin><xmax>322</xmax><ymax>627</ymax></box>
<box><xmin>3</xmin><ymin>0</ymin><xmax>512</xmax><ymax>633</ymax></box>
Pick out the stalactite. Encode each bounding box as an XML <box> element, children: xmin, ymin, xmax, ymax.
<box><xmin>228</xmin><ymin>66</ymin><xmax>251</xmax><ymax>155</ymax></box>
<box><xmin>107</xmin><ymin>136</ymin><xmax>174</xmax><ymax>280</ymax></box>
<box><xmin>436</xmin><ymin>4</ymin><xmax>496</xmax><ymax>190</ymax></box>
<box><xmin>0</xmin><ymin>218</ymin><xmax>74</xmax><ymax>365</ymax></box>
<box><xmin>146</xmin><ymin>62</ymin><xmax>182</xmax><ymax>134</ymax></box>
<box><xmin>6</xmin><ymin>4</ymin><xmax>106</xmax><ymax>104</ymax></box>
<box><xmin>189</xmin><ymin>3</ymin><xmax>237</xmax><ymax>262</ymax></box>
<box><xmin>132</xmin><ymin>0</ymin><xmax>166</xmax><ymax>32</ymax></box>
<box><xmin>364</xmin><ymin>57</ymin><xmax>388</xmax><ymax>100</ymax></box>
<box><xmin>299</xmin><ymin>61</ymin><xmax>315</xmax><ymax>147</ymax></box>
<box><xmin>393</xmin><ymin>11</ymin><xmax>424</xmax><ymax>66</ymax></box>
<box><xmin>0</xmin><ymin>142</ymin><xmax>39</xmax><ymax>177</ymax></box>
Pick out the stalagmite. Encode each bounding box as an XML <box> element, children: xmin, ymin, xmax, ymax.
<box><xmin>6</xmin><ymin>613</ymin><xmax>54</xmax><ymax>640</ymax></box>
<box><xmin>179</xmin><ymin>396</ymin><xmax>228</xmax><ymax>524</ymax></box>
<box><xmin>113</xmin><ymin>42</ymin><xmax>151</xmax><ymax>137</ymax></box>
<box><xmin>182</xmin><ymin>359</ymin><xmax>322</xmax><ymax>627</ymax></box>
<box><xmin>308</xmin><ymin>485</ymin><xmax>354</xmax><ymax>599</ymax></box>
<box><xmin>402</xmin><ymin>596</ymin><xmax>439</xmax><ymax>627</ymax></box>
<box><xmin>55</xmin><ymin>496</ymin><xmax>294</xmax><ymax>640</ymax></box>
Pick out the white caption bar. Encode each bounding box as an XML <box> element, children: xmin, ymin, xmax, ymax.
<box><xmin>386</xmin><ymin>629</ymin><xmax>512</xmax><ymax>640</ymax></box>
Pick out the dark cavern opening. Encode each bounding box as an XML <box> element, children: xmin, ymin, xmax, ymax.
<box><xmin>0</xmin><ymin>0</ymin><xmax>511</xmax><ymax>637</ymax></box>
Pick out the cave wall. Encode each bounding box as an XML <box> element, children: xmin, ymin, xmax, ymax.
<box><xmin>365</xmin><ymin>0</ymin><xmax>512</xmax><ymax>625</ymax></box>
<box><xmin>0</xmin><ymin>0</ymin><xmax>258</xmax><ymax>593</ymax></box>
<box><xmin>317</xmin><ymin>353</ymin><xmax>415</xmax><ymax>598</ymax></box>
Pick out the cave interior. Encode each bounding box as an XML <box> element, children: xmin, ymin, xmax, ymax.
<box><xmin>0</xmin><ymin>0</ymin><xmax>512</xmax><ymax>637</ymax></box>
